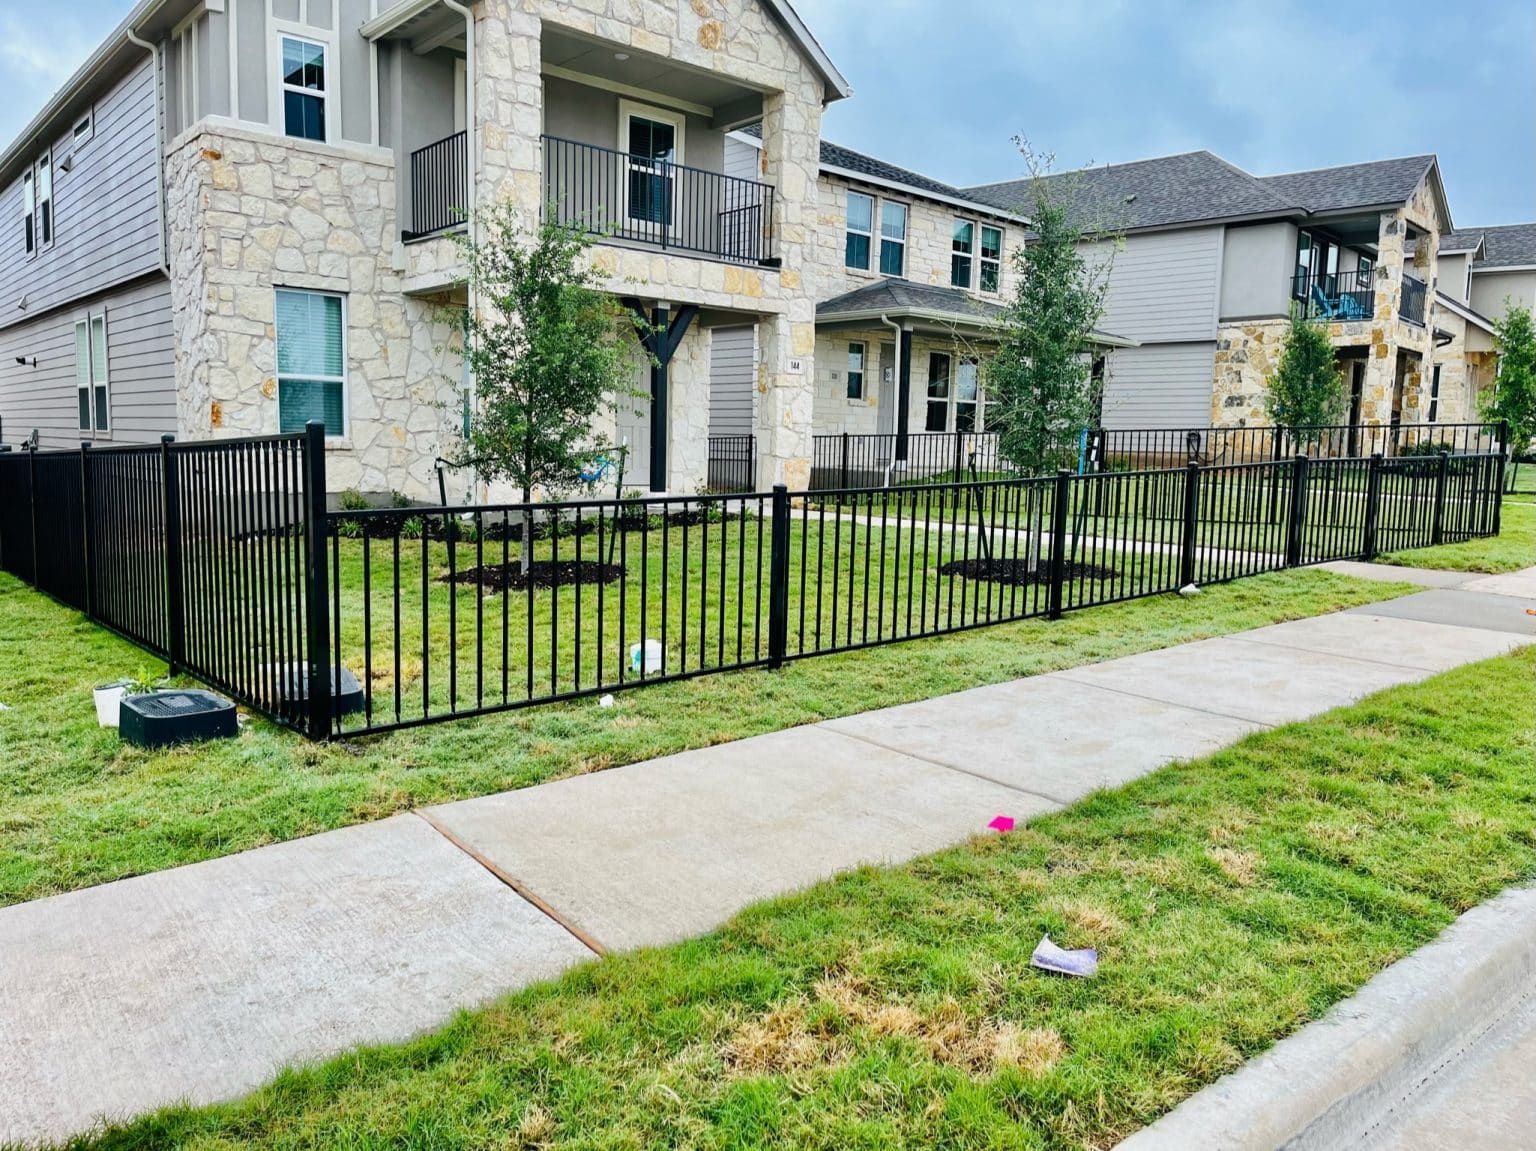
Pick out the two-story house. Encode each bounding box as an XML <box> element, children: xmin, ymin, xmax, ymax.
<box><xmin>966</xmin><ymin>152</ymin><xmax>1464</xmax><ymax>436</ymax></box>
<box><xmin>0</xmin><ymin>0</ymin><xmax>850</xmax><ymax>498</ymax></box>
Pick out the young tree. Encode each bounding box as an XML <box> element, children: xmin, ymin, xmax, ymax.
<box><xmin>984</xmin><ymin>150</ymin><xmax>1112</xmax><ymax>477</ymax></box>
<box><xmin>1265</xmin><ymin>308</ymin><xmax>1346</xmax><ymax>442</ymax></box>
<box><xmin>453</xmin><ymin>203</ymin><xmax>642</xmax><ymax>570</ymax></box>
<box><xmin>1483</xmin><ymin>302</ymin><xmax>1536</xmax><ymax>489</ymax></box>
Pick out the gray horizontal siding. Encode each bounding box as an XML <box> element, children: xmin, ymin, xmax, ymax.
<box><xmin>1101</xmin><ymin>342</ymin><xmax>1216</xmax><ymax>430</ymax></box>
<box><xmin>0</xmin><ymin>58</ymin><xmax>162</xmax><ymax>333</ymax></box>
<box><xmin>0</xmin><ymin>275</ymin><xmax>175</xmax><ymax>449</ymax></box>
<box><xmin>1093</xmin><ymin>227</ymin><xmax>1223</xmax><ymax>343</ymax></box>
<box><xmin>709</xmin><ymin>325</ymin><xmax>756</xmax><ymax>437</ymax></box>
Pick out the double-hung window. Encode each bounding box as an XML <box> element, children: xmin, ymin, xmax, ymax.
<box><xmin>979</xmin><ymin>226</ymin><xmax>1002</xmax><ymax>293</ymax></box>
<box><xmin>845</xmin><ymin>191</ymin><xmax>873</xmax><ymax>270</ymax></box>
<box><xmin>926</xmin><ymin>353</ymin><xmax>951</xmax><ymax>431</ymax></box>
<box><xmin>956</xmin><ymin>358</ymin><xmax>982</xmax><ymax>431</ymax></box>
<box><xmin>951</xmin><ymin>219</ymin><xmax>974</xmax><ymax>288</ymax></box>
<box><xmin>846</xmin><ymin>341</ymin><xmax>866</xmax><ymax>400</ymax></box>
<box><xmin>1427</xmin><ymin>364</ymin><xmax>1441</xmax><ymax>423</ymax></box>
<box><xmin>21</xmin><ymin>169</ymin><xmax>34</xmax><ymax>255</ymax></box>
<box><xmin>880</xmin><ymin>201</ymin><xmax>907</xmax><ymax>277</ymax></box>
<box><xmin>280</xmin><ymin>36</ymin><xmax>329</xmax><ymax>142</ymax></box>
<box><xmin>276</xmin><ymin>289</ymin><xmax>347</xmax><ymax>436</ymax></box>
<box><xmin>75</xmin><ymin>314</ymin><xmax>109</xmax><ymax>434</ymax></box>
<box><xmin>622</xmin><ymin>104</ymin><xmax>682</xmax><ymax>229</ymax></box>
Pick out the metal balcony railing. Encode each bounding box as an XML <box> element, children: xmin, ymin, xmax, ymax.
<box><xmin>405</xmin><ymin>130</ymin><xmax>468</xmax><ymax>241</ymax></box>
<box><xmin>1399</xmin><ymin>273</ymin><xmax>1428</xmax><ymax>325</ymax></box>
<box><xmin>541</xmin><ymin>135</ymin><xmax>777</xmax><ymax>266</ymax></box>
<box><xmin>1292</xmin><ymin>269</ymin><xmax>1375</xmax><ymax>322</ymax></box>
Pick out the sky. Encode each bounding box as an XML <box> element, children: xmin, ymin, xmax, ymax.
<box><xmin>2</xmin><ymin>0</ymin><xmax>1532</xmax><ymax>224</ymax></box>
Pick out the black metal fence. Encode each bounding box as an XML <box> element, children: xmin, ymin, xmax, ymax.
<box><xmin>405</xmin><ymin>130</ymin><xmax>468</xmax><ymax>241</ymax></box>
<box><xmin>1400</xmin><ymin>273</ymin><xmax>1429</xmax><ymax>325</ymax></box>
<box><xmin>706</xmin><ymin>434</ymin><xmax>756</xmax><ymax>493</ymax></box>
<box><xmin>542</xmin><ymin>135</ymin><xmax>776</xmax><ymax>266</ymax></box>
<box><xmin>0</xmin><ymin>423</ymin><xmax>1506</xmax><ymax>743</ymax></box>
<box><xmin>1292</xmin><ymin>269</ymin><xmax>1375</xmax><ymax>322</ymax></box>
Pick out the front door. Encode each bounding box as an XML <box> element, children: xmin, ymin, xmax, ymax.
<box><xmin>614</xmin><ymin>360</ymin><xmax>652</xmax><ymax>490</ymax></box>
<box><xmin>877</xmin><ymin>342</ymin><xmax>898</xmax><ymax>443</ymax></box>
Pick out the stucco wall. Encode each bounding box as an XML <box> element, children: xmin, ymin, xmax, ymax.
<box><xmin>1471</xmin><ymin>269</ymin><xmax>1536</xmax><ymax>319</ymax></box>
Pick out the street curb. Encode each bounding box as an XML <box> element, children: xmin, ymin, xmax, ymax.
<box><xmin>1114</xmin><ymin>885</ymin><xmax>1536</xmax><ymax>1151</ymax></box>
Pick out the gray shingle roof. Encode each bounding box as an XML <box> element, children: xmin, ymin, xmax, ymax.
<box><xmin>963</xmin><ymin>151</ymin><xmax>1300</xmax><ymax>232</ymax></box>
<box><xmin>816</xmin><ymin>279</ymin><xmax>1004</xmax><ymax>322</ymax></box>
<box><xmin>1464</xmin><ymin>223</ymin><xmax>1536</xmax><ymax>269</ymax></box>
<box><xmin>1257</xmin><ymin>155</ymin><xmax>1437</xmax><ymax>215</ymax></box>
<box><xmin>1433</xmin><ymin>231</ymin><xmax>1485</xmax><ymax>255</ymax></box>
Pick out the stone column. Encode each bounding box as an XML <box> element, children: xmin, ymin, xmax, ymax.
<box><xmin>474</xmin><ymin>1</ymin><xmax>543</xmax><ymax>223</ymax></box>
<box><xmin>754</xmin><ymin>87</ymin><xmax>822</xmax><ymax>490</ymax></box>
<box><xmin>1359</xmin><ymin>209</ymin><xmax>1403</xmax><ymax>426</ymax></box>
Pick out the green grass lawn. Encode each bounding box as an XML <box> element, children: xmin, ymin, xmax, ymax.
<box><xmin>1381</xmin><ymin>496</ymin><xmax>1534</xmax><ymax>574</ymax></box>
<box><xmin>56</xmin><ymin>646</ymin><xmax>1536</xmax><ymax>1151</ymax></box>
<box><xmin>0</xmin><ymin>566</ymin><xmax>1414</xmax><ymax>908</ymax></box>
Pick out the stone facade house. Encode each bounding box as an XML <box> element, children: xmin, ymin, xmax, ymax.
<box><xmin>965</xmin><ymin>151</ymin><xmax>1506</xmax><ymax>437</ymax></box>
<box><xmin>0</xmin><ymin>0</ymin><xmax>849</xmax><ymax>500</ymax></box>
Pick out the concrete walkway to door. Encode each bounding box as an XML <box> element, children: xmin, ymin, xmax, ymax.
<box><xmin>3</xmin><ymin>568</ymin><xmax>1533</xmax><ymax>1147</ymax></box>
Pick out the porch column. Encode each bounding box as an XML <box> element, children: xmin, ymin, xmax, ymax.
<box><xmin>895</xmin><ymin>326</ymin><xmax>913</xmax><ymax>462</ymax></box>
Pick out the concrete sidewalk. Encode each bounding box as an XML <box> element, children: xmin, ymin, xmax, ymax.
<box><xmin>3</xmin><ymin>567</ymin><xmax>1533</xmax><ymax>1146</ymax></box>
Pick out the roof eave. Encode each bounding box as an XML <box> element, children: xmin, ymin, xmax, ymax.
<box><xmin>760</xmin><ymin>0</ymin><xmax>851</xmax><ymax>102</ymax></box>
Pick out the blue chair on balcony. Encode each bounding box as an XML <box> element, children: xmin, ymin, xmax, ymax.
<box><xmin>1309</xmin><ymin>283</ymin><xmax>1341</xmax><ymax>320</ymax></box>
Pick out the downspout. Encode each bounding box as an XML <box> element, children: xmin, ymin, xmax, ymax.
<box><xmin>125</xmin><ymin>27</ymin><xmax>171</xmax><ymax>279</ymax></box>
<box><xmin>880</xmin><ymin>314</ymin><xmax>902</xmax><ymax>486</ymax></box>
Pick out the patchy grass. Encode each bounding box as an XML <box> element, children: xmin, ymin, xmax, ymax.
<box><xmin>0</xmin><ymin>568</ymin><xmax>1412</xmax><ymax>907</ymax></box>
<box><xmin>1381</xmin><ymin>497</ymin><xmax>1534</xmax><ymax>574</ymax></box>
<box><xmin>51</xmin><ymin>648</ymin><xmax>1536</xmax><ymax>1151</ymax></box>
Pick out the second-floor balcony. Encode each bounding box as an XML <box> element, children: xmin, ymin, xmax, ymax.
<box><xmin>1293</xmin><ymin>269</ymin><xmax>1375</xmax><ymax>322</ymax></box>
<box><xmin>1398</xmin><ymin>273</ymin><xmax>1427</xmax><ymax>326</ymax></box>
<box><xmin>541</xmin><ymin>135</ymin><xmax>777</xmax><ymax>267</ymax></box>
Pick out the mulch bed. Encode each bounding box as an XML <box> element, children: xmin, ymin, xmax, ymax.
<box><xmin>938</xmin><ymin>558</ymin><xmax>1118</xmax><ymax>586</ymax></box>
<box><xmin>440</xmin><ymin>560</ymin><xmax>626</xmax><ymax>591</ymax></box>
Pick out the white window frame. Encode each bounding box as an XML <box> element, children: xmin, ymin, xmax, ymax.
<box><xmin>272</xmin><ymin>27</ymin><xmax>335</xmax><ymax>144</ymax></box>
<box><xmin>951</xmin><ymin>218</ymin><xmax>975</xmax><ymax>289</ymax></box>
<box><xmin>979</xmin><ymin>225</ymin><xmax>1003</xmax><ymax>295</ymax></box>
<box><xmin>75</xmin><ymin>312</ymin><xmax>110</xmax><ymax>436</ymax></box>
<box><xmin>617</xmin><ymin>99</ymin><xmax>686</xmax><ymax>228</ymax></box>
<box><xmin>879</xmin><ymin>199</ymin><xmax>907</xmax><ymax>278</ymax></box>
<box><xmin>846</xmin><ymin>341</ymin><xmax>866</xmax><ymax>401</ymax></box>
<box><xmin>72</xmin><ymin>111</ymin><xmax>94</xmax><ymax>145</ymax></box>
<box><xmin>174</xmin><ymin>17</ymin><xmax>199</xmax><ymax>130</ymax></box>
<box><xmin>21</xmin><ymin>168</ymin><xmax>34</xmax><ymax>256</ymax></box>
<box><xmin>275</xmin><ymin>288</ymin><xmax>349</xmax><ymax>440</ymax></box>
<box><xmin>845</xmin><ymin>190</ymin><xmax>873</xmax><ymax>271</ymax></box>
<box><xmin>35</xmin><ymin>152</ymin><xmax>53</xmax><ymax>250</ymax></box>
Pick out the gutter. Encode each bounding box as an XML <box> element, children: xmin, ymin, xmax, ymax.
<box><xmin>125</xmin><ymin>27</ymin><xmax>171</xmax><ymax>280</ymax></box>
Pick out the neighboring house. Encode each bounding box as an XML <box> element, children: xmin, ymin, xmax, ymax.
<box><xmin>966</xmin><ymin>152</ymin><xmax>1475</xmax><ymax>433</ymax></box>
<box><xmin>0</xmin><ymin>0</ymin><xmax>850</xmax><ymax>498</ymax></box>
<box><xmin>1453</xmin><ymin>223</ymin><xmax>1536</xmax><ymax>319</ymax></box>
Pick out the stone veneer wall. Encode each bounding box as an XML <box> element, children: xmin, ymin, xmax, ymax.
<box><xmin>166</xmin><ymin>124</ymin><xmax>463</xmax><ymax>498</ymax></box>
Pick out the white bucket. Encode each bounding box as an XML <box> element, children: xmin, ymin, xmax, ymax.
<box><xmin>94</xmin><ymin>682</ymin><xmax>129</xmax><ymax>728</ymax></box>
<box><xmin>629</xmin><ymin>639</ymin><xmax>664</xmax><ymax>675</ymax></box>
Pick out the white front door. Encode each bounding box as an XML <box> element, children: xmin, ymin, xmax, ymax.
<box><xmin>614</xmin><ymin>363</ymin><xmax>652</xmax><ymax>491</ymax></box>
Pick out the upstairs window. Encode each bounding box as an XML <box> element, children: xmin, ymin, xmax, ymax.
<box><xmin>276</xmin><ymin>289</ymin><xmax>347</xmax><ymax>436</ymax></box>
<box><xmin>36</xmin><ymin>153</ymin><xmax>52</xmax><ymax>248</ymax></box>
<box><xmin>951</xmin><ymin>219</ymin><xmax>974</xmax><ymax>288</ymax></box>
<box><xmin>75</xmin><ymin>314</ymin><xmax>109</xmax><ymax>434</ymax></box>
<box><xmin>846</xmin><ymin>341</ymin><xmax>865</xmax><ymax>400</ymax></box>
<box><xmin>980</xmin><ymin>226</ymin><xmax>1003</xmax><ymax>293</ymax></box>
<box><xmin>73</xmin><ymin>112</ymin><xmax>93</xmax><ymax>145</ymax></box>
<box><xmin>1357</xmin><ymin>254</ymin><xmax>1373</xmax><ymax>281</ymax></box>
<box><xmin>880</xmin><ymin>200</ymin><xmax>907</xmax><ymax>277</ymax></box>
<box><xmin>845</xmin><ymin>191</ymin><xmax>873</xmax><ymax>270</ymax></box>
<box><xmin>21</xmin><ymin>169</ymin><xmax>34</xmax><ymax>254</ymax></box>
<box><xmin>280</xmin><ymin>36</ymin><xmax>328</xmax><ymax>142</ymax></box>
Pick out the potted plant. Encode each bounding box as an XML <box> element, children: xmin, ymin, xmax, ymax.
<box><xmin>93</xmin><ymin>671</ymin><xmax>164</xmax><ymax>728</ymax></box>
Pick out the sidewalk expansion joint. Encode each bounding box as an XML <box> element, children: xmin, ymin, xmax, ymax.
<box><xmin>1222</xmin><ymin>634</ymin><xmax>1445</xmax><ymax>674</ymax></box>
<box><xmin>413</xmin><ymin>809</ymin><xmax>607</xmax><ymax>958</ymax></box>
<box><xmin>816</xmin><ymin>725</ymin><xmax>1068</xmax><ymax>808</ymax></box>
<box><xmin>1049</xmin><ymin>674</ymin><xmax>1280</xmax><ymax>729</ymax></box>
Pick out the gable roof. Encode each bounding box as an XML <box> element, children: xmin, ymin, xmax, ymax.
<box><xmin>1257</xmin><ymin>155</ymin><xmax>1443</xmax><ymax>220</ymax></box>
<box><xmin>1460</xmin><ymin>223</ymin><xmax>1536</xmax><ymax>270</ymax></box>
<box><xmin>964</xmin><ymin>151</ymin><xmax>1300</xmax><ymax>232</ymax></box>
<box><xmin>739</xmin><ymin>126</ymin><xmax>1025</xmax><ymax>221</ymax></box>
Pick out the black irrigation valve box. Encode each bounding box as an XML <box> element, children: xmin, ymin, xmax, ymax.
<box><xmin>120</xmin><ymin>690</ymin><xmax>238</xmax><ymax>749</ymax></box>
<box><xmin>274</xmin><ymin>664</ymin><xmax>366</xmax><ymax>723</ymax></box>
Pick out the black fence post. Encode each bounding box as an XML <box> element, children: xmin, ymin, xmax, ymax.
<box><xmin>78</xmin><ymin>441</ymin><xmax>95</xmax><ymax>618</ymax></box>
<box><xmin>768</xmin><ymin>483</ymin><xmax>790</xmax><ymax>668</ymax></box>
<box><xmin>1362</xmin><ymin>452</ymin><xmax>1383</xmax><ymax>561</ymax></box>
<box><xmin>1047</xmin><ymin>468</ymin><xmax>1070</xmax><ymax>620</ymax></box>
<box><xmin>1267</xmin><ymin>424</ymin><xmax>1285</xmax><ymax>524</ymax></box>
<box><xmin>161</xmin><ymin>435</ymin><xmax>186</xmax><ymax>674</ymax></box>
<box><xmin>302</xmin><ymin>421</ymin><xmax>333</xmax><ymax>740</ymax></box>
<box><xmin>952</xmin><ymin>428</ymin><xmax>964</xmax><ymax>481</ymax></box>
<box><xmin>1285</xmin><ymin>453</ymin><xmax>1310</xmax><ymax>567</ymax></box>
<box><xmin>1431</xmin><ymin>449</ymin><xmax>1450</xmax><ymax>546</ymax></box>
<box><xmin>839</xmin><ymin>431</ymin><xmax>850</xmax><ymax>492</ymax></box>
<box><xmin>1180</xmin><ymin>459</ymin><xmax>1200</xmax><ymax>589</ymax></box>
<box><xmin>27</xmin><ymin>441</ymin><xmax>38</xmax><ymax>585</ymax></box>
<box><xmin>1494</xmin><ymin>419</ymin><xmax>1509</xmax><ymax>536</ymax></box>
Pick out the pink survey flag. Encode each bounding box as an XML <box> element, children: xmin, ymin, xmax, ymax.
<box><xmin>988</xmin><ymin>815</ymin><xmax>1015</xmax><ymax>833</ymax></box>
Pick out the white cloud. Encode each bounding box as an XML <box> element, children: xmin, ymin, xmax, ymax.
<box><xmin>0</xmin><ymin>12</ymin><xmax>95</xmax><ymax>85</ymax></box>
